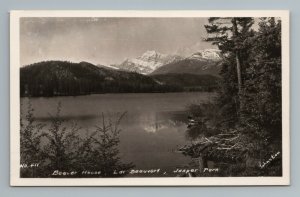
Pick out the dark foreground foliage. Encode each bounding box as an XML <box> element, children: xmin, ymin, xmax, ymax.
<box><xmin>180</xmin><ymin>17</ymin><xmax>282</xmax><ymax>176</ymax></box>
<box><xmin>20</xmin><ymin>101</ymin><xmax>134</xmax><ymax>178</ymax></box>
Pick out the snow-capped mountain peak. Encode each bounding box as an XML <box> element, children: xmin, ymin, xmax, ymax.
<box><xmin>188</xmin><ymin>49</ymin><xmax>222</xmax><ymax>61</ymax></box>
<box><xmin>116</xmin><ymin>50</ymin><xmax>182</xmax><ymax>75</ymax></box>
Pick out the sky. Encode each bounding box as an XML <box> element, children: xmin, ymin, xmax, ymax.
<box><xmin>20</xmin><ymin>17</ymin><xmax>216</xmax><ymax>66</ymax></box>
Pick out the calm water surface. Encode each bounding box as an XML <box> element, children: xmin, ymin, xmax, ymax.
<box><xmin>21</xmin><ymin>92</ymin><xmax>215</xmax><ymax>176</ymax></box>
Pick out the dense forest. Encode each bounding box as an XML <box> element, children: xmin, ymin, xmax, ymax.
<box><xmin>20</xmin><ymin>61</ymin><xmax>183</xmax><ymax>97</ymax></box>
<box><xmin>20</xmin><ymin>61</ymin><xmax>220</xmax><ymax>97</ymax></box>
<box><xmin>180</xmin><ymin>17</ymin><xmax>282</xmax><ymax>176</ymax></box>
<box><xmin>152</xmin><ymin>73</ymin><xmax>220</xmax><ymax>92</ymax></box>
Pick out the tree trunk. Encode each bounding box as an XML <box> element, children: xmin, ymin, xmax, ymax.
<box><xmin>235</xmin><ymin>52</ymin><xmax>242</xmax><ymax>94</ymax></box>
<box><xmin>198</xmin><ymin>155</ymin><xmax>204</xmax><ymax>172</ymax></box>
<box><xmin>231</xmin><ymin>18</ymin><xmax>242</xmax><ymax>95</ymax></box>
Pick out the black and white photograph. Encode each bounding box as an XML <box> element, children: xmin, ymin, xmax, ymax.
<box><xmin>10</xmin><ymin>11</ymin><xmax>290</xmax><ymax>186</ymax></box>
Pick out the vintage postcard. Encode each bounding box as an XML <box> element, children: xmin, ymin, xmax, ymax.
<box><xmin>10</xmin><ymin>10</ymin><xmax>290</xmax><ymax>186</ymax></box>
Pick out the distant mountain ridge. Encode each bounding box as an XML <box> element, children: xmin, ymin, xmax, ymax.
<box><xmin>20</xmin><ymin>61</ymin><xmax>181</xmax><ymax>97</ymax></box>
<box><xmin>150</xmin><ymin>56</ymin><xmax>221</xmax><ymax>76</ymax></box>
<box><xmin>20</xmin><ymin>60</ymin><xmax>220</xmax><ymax>97</ymax></box>
<box><xmin>115</xmin><ymin>49</ymin><xmax>222</xmax><ymax>76</ymax></box>
<box><xmin>115</xmin><ymin>50</ymin><xmax>183</xmax><ymax>74</ymax></box>
<box><xmin>97</xmin><ymin>64</ymin><xmax>119</xmax><ymax>70</ymax></box>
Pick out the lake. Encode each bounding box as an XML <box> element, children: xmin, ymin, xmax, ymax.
<box><xmin>21</xmin><ymin>92</ymin><xmax>215</xmax><ymax>176</ymax></box>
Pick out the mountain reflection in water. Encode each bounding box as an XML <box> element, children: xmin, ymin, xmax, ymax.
<box><xmin>21</xmin><ymin>92</ymin><xmax>215</xmax><ymax>176</ymax></box>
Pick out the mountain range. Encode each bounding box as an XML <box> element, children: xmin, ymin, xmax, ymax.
<box><xmin>151</xmin><ymin>49</ymin><xmax>222</xmax><ymax>76</ymax></box>
<box><xmin>20</xmin><ymin>49</ymin><xmax>222</xmax><ymax>97</ymax></box>
<box><xmin>114</xmin><ymin>49</ymin><xmax>222</xmax><ymax>76</ymax></box>
<box><xmin>114</xmin><ymin>50</ymin><xmax>183</xmax><ymax>75</ymax></box>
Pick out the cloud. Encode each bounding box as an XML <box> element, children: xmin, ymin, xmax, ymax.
<box><xmin>20</xmin><ymin>17</ymin><xmax>213</xmax><ymax>66</ymax></box>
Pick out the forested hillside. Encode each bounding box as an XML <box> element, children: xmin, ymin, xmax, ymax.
<box><xmin>150</xmin><ymin>58</ymin><xmax>221</xmax><ymax>76</ymax></box>
<box><xmin>20</xmin><ymin>61</ymin><xmax>181</xmax><ymax>97</ymax></box>
<box><xmin>152</xmin><ymin>73</ymin><xmax>220</xmax><ymax>92</ymax></box>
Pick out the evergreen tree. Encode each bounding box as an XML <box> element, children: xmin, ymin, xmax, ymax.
<box><xmin>205</xmin><ymin>17</ymin><xmax>255</xmax><ymax>124</ymax></box>
<box><xmin>78</xmin><ymin>112</ymin><xmax>134</xmax><ymax>177</ymax></box>
<box><xmin>181</xmin><ymin>17</ymin><xmax>282</xmax><ymax>176</ymax></box>
<box><xmin>41</xmin><ymin>102</ymin><xmax>81</xmax><ymax>176</ymax></box>
<box><xmin>243</xmin><ymin>17</ymin><xmax>282</xmax><ymax>141</ymax></box>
